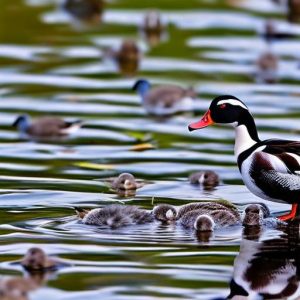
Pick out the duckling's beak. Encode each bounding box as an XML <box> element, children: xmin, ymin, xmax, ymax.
<box><xmin>188</xmin><ymin>110</ymin><xmax>214</xmax><ymax>131</ymax></box>
<box><xmin>124</xmin><ymin>179</ymin><xmax>137</xmax><ymax>190</ymax></box>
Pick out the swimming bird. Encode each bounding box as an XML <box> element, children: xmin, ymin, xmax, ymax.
<box><xmin>12</xmin><ymin>114</ymin><xmax>82</xmax><ymax>138</ymax></box>
<box><xmin>63</xmin><ymin>0</ymin><xmax>104</xmax><ymax>23</ymax></box>
<box><xmin>110</xmin><ymin>173</ymin><xmax>139</xmax><ymax>191</ymax></box>
<box><xmin>141</xmin><ymin>11</ymin><xmax>165</xmax><ymax>46</ymax></box>
<box><xmin>189</xmin><ymin>170</ymin><xmax>220</xmax><ymax>189</ymax></box>
<box><xmin>152</xmin><ymin>204</ymin><xmax>177</xmax><ymax>222</ymax></box>
<box><xmin>153</xmin><ymin>201</ymin><xmax>240</xmax><ymax>231</ymax></box>
<box><xmin>133</xmin><ymin>79</ymin><xmax>196</xmax><ymax>116</ymax></box>
<box><xmin>188</xmin><ymin>95</ymin><xmax>300</xmax><ymax>221</ymax></box>
<box><xmin>108</xmin><ymin>40</ymin><xmax>140</xmax><ymax>76</ymax></box>
<box><xmin>255</xmin><ymin>51</ymin><xmax>279</xmax><ymax>84</ymax></box>
<box><xmin>21</xmin><ymin>247</ymin><xmax>64</xmax><ymax>271</ymax></box>
<box><xmin>242</xmin><ymin>203</ymin><xmax>270</xmax><ymax>226</ymax></box>
<box><xmin>76</xmin><ymin>204</ymin><xmax>154</xmax><ymax>228</ymax></box>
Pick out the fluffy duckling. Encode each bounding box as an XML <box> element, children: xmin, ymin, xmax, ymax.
<box><xmin>108</xmin><ymin>40</ymin><xmax>140</xmax><ymax>76</ymax></box>
<box><xmin>255</xmin><ymin>51</ymin><xmax>279</xmax><ymax>84</ymax></box>
<box><xmin>21</xmin><ymin>247</ymin><xmax>63</xmax><ymax>271</ymax></box>
<box><xmin>179</xmin><ymin>203</ymin><xmax>240</xmax><ymax>231</ymax></box>
<box><xmin>288</xmin><ymin>0</ymin><xmax>300</xmax><ymax>23</ymax></box>
<box><xmin>133</xmin><ymin>79</ymin><xmax>196</xmax><ymax>116</ymax></box>
<box><xmin>111</xmin><ymin>173</ymin><xmax>139</xmax><ymax>191</ymax></box>
<box><xmin>152</xmin><ymin>204</ymin><xmax>177</xmax><ymax>222</ymax></box>
<box><xmin>63</xmin><ymin>0</ymin><xmax>104</xmax><ymax>23</ymax></box>
<box><xmin>189</xmin><ymin>170</ymin><xmax>219</xmax><ymax>189</ymax></box>
<box><xmin>76</xmin><ymin>204</ymin><xmax>154</xmax><ymax>228</ymax></box>
<box><xmin>12</xmin><ymin>114</ymin><xmax>82</xmax><ymax>138</ymax></box>
<box><xmin>141</xmin><ymin>11</ymin><xmax>165</xmax><ymax>46</ymax></box>
<box><xmin>0</xmin><ymin>277</ymin><xmax>36</xmax><ymax>300</ymax></box>
<box><xmin>242</xmin><ymin>203</ymin><xmax>270</xmax><ymax>227</ymax></box>
<box><xmin>153</xmin><ymin>201</ymin><xmax>240</xmax><ymax>231</ymax></box>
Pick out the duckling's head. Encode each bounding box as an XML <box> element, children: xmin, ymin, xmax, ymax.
<box><xmin>194</xmin><ymin>214</ymin><xmax>215</xmax><ymax>231</ymax></box>
<box><xmin>189</xmin><ymin>171</ymin><xmax>219</xmax><ymax>189</ymax></box>
<box><xmin>119</xmin><ymin>40</ymin><xmax>139</xmax><ymax>56</ymax></box>
<box><xmin>132</xmin><ymin>79</ymin><xmax>151</xmax><ymax>98</ymax></box>
<box><xmin>153</xmin><ymin>204</ymin><xmax>177</xmax><ymax>222</ymax></box>
<box><xmin>242</xmin><ymin>204</ymin><xmax>264</xmax><ymax>226</ymax></box>
<box><xmin>21</xmin><ymin>247</ymin><xmax>47</xmax><ymax>270</ymax></box>
<box><xmin>144</xmin><ymin>10</ymin><xmax>162</xmax><ymax>29</ymax></box>
<box><xmin>114</xmin><ymin>173</ymin><xmax>137</xmax><ymax>190</ymax></box>
<box><xmin>12</xmin><ymin>115</ymin><xmax>30</xmax><ymax>132</ymax></box>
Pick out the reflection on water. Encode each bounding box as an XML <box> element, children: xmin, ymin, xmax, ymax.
<box><xmin>229</xmin><ymin>223</ymin><xmax>300</xmax><ymax>300</ymax></box>
<box><xmin>1</xmin><ymin>0</ymin><xmax>300</xmax><ymax>298</ymax></box>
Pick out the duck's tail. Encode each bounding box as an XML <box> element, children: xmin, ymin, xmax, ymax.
<box><xmin>74</xmin><ymin>207</ymin><xmax>89</xmax><ymax>219</ymax></box>
<box><xmin>194</xmin><ymin>214</ymin><xmax>215</xmax><ymax>231</ymax></box>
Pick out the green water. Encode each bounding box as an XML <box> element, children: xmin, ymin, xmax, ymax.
<box><xmin>0</xmin><ymin>0</ymin><xmax>299</xmax><ymax>299</ymax></box>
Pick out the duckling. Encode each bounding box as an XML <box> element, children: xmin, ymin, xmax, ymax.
<box><xmin>152</xmin><ymin>204</ymin><xmax>177</xmax><ymax>222</ymax></box>
<box><xmin>141</xmin><ymin>10</ymin><xmax>165</xmax><ymax>47</ymax></box>
<box><xmin>177</xmin><ymin>201</ymin><xmax>240</xmax><ymax>220</ymax></box>
<box><xmin>189</xmin><ymin>170</ymin><xmax>219</xmax><ymax>189</ymax></box>
<box><xmin>180</xmin><ymin>206</ymin><xmax>240</xmax><ymax>231</ymax></box>
<box><xmin>111</xmin><ymin>173</ymin><xmax>138</xmax><ymax>191</ymax></box>
<box><xmin>76</xmin><ymin>204</ymin><xmax>154</xmax><ymax>228</ymax></box>
<box><xmin>12</xmin><ymin>114</ymin><xmax>82</xmax><ymax>138</ymax></box>
<box><xmin>133</xmin><ymin>79</ymin><xmax>196</xmax><ymax>116</ymax></box>
<box><xmin>242</xmin><ymin>203</ymin><xmax>270</xmax><ymax>227</ymax></box>
<box><xmin>21</xmin><ymin>247</ymin><xmax>64</xmax><ymax>271</ymax></box>
<box><xmin>288</xmin><ymin>0</ymin><xmax>300</xmax><ymax>23</ymax></box>
<box><xmin>255</xmin><ymin>51</ymin><xmax>279</xmax><ymax>84</ymax></box>
<box><xmin>0</xmin><ymin>277</ymin><xmax>35</xmax><ymax>300</ymax></box>
<box><xmin>63</xmin><ymin>0</ymin><xmax>104</xmax><ymax>23</ymax></box>
<box><xmin>108</xmin><ymin>40</ymin><xmax>141</xmax><ymax>76</ymax></box>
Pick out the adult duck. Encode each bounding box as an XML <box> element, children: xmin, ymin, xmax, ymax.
<box><xmin>13</xmin><ymin>114</ymin><xmax>82</xmax><ymax>138</ymax></box>
<box><xmin>133</xmin><ymin>79</ymin><xmax>196</xmax><ymax>116</ymax></box>
<box><xmin>188</xmin><ymin>95</ymin><xmax>300</xmax><ymax>221</ymax></box>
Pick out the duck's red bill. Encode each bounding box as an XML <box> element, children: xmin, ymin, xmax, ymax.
<box><xmin>188</xmin><ymin>110</ymin><xmax>214</xmax><ymax>131</ymax></box>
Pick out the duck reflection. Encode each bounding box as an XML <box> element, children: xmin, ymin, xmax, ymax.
<box><xmin>228</xmin><ymin>222</ymin><xmax>300</xmax><ymax>299</ymax></box>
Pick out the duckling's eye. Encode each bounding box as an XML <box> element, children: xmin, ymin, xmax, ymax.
<box><xmin>219</xmin><ymin>104</ymin><xmax>226</xmax><ymax>109</ymax></box>
<box><xmin>204</xmin><ymin>174</ymin><xmax>208</xmax><ymax>179</ymax></box>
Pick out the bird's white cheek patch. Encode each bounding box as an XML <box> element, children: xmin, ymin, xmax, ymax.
<box><xmin>217</xmin><ymin>99</ymin><xmax>248</xmax><ymax>110</ymax></box>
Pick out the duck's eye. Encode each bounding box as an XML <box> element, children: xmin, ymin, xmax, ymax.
<box><xmin>219</xmin><ymin>104</ymin><xmax>226</xmax><ymax>109</ymax></box>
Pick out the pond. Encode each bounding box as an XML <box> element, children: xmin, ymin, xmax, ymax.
<box><xmin>0</xmin><ymin>0</ymin><xmax>300</xmax><ymax>299</ymax></box>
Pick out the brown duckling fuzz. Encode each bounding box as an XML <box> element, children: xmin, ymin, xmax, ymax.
<box><xmin>21</xmin><ymin>247</ymin><xmax>65</xmax><ymax>272</ymax></box>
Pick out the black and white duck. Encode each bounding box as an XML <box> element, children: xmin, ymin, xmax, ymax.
<box><xmin>189</xmin><ymin>95</ymin><xmax>300</xmax><ymax>221</ymax></box>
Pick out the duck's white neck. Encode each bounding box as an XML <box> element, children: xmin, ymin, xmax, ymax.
<box><xmin>234</xmin><ymin>124</ymin><xmax>258</xmax><ymax>158</ymax></box>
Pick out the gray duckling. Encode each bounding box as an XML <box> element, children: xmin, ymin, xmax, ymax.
<box><xmin>13</xmin><ymin>114</ymin><xmax>82</xmax><ymax>138</ymax></box>
<box><xmin>153</xmin><ymin>201</ymin><xmax>240</xmax><ymax>231</ymax></box>
<box><xmin>255</xmin><ymin>51</ymin><xmax>279</xmax><ymax>84</ymax></box>
<box><xmin>133</xmin><ymin>79</ymin><xmax>196</xmax><ymax>116</ymax></box>
<box><xmin>21</xmin><ymin>247</ymin><xmax>65</xmax><ymax>271</ymax></box>
<box><xmin>76</xmin><ymin>204</ymin><xmax>154</xmax><ymax>229</ymax></box>
<box><xmin>152</xmin><ymin>204</ymin><xmax>177</xmax><ymax>222</ymax></box>
<box><xmin>189</xmin><ymin>170</ymin><xmax>220</xmax><ymax>189</ymax></box>
<box><xmin>110</xmin><ymin>173</ymin><xmax>140</xmax><ymax>191</ymax></box>
<box><xmin>242</xmin><ymin>203</ymin><xmax>269</xmax><ymax>226</ymax></box>
<box><xmin>179</xmin><ymin>204</ymin><xmax>240</xmax><ymax>231</ymax></box>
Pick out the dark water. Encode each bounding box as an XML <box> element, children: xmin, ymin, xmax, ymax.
<box><xmin>1</xmin><ymin>0</ymin><xmax>300</xmax><ymax>299</ymax></box>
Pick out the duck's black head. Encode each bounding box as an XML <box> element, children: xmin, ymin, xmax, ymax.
<box><xmin>188</xmin><ymin>95</ymin><xmax>250</xmax><ymax>131</ymax></box>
